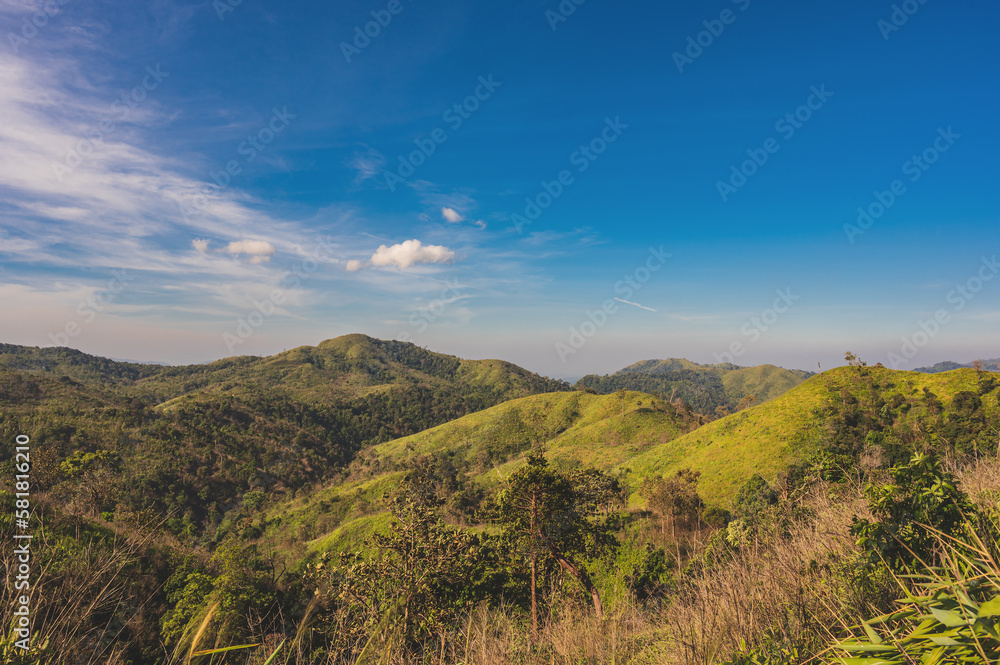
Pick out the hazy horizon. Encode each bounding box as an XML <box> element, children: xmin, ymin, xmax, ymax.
<box><xmin>10</xmin><ymin>333</ymin><xmax>997</xmax><ymax>384</ymax></box>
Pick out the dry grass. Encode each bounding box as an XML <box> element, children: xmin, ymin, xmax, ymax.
<box><xmin>660</xmin><ymin>483</ymin><xmax>871</xmax><ymax>665</ymax></box>
<box><xmin>405</xmin><ymin>600</ymin><xmax>670</xmax><ymax>665</ymax></box>
<box><xmin>952</xmin><ymin>454</ymin><xmax>1000</xmax><ymax>508</ymax></box>
<box><xmin>0</xmin><ymin>512</ymin><xmax>162</xmax><ymax>664</ymax></box>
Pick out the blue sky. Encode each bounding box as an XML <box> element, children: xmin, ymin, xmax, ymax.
<box><xmin>0</xmin><ymin>0</ymin><xmax>997</xmax><ymax>378</ymax></box>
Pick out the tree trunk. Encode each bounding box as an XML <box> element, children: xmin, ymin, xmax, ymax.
<box><xmin>530</xmin><ymin>494</ymin><xmax>539</xmax><ymax>641</ymax></box>
<box><xmin>546</xmin><ymin>541</ymin><xmax>604</xmax><ymax>620</ymax></box>
<box><xmin>530</xmin><ymin>550</ymin><xmax>538</xmax><ymax>640</ymax></box>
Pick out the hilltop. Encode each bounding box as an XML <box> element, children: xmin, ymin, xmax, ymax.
<box><xmin>574</xmin><ymin>358</ymin><xmax>813</xmax><ymax>415</ymax></box>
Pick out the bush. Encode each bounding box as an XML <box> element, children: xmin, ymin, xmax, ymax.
<box><xmin>851</xmin><ymin>452</ymin><xmax>972</xmax><ymax>571</ymax></box>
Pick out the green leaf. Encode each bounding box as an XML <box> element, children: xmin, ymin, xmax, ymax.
<box><xmin>863</xmin><ymin>622</ymin><xmax>883</xmax><ymax>644</ymax></box>
<box><xmin>838</xmin><ymin>643</ymin><xmax>898</xmax><ymax>652</ymax></box>
<box><xmin>191</xmin><ymin>642</ymin><xmax>261</xmax><ymax>656</ymax></box>
<box><xmin>919</xmin><ymin>646</ymin><xmax>946</xmax><ymax>665</ymax></box>
<box><xmin>978</xmin><ymin>597</ymin><xmax>1000</xmax><ymax>617</ymax></box>
<box><xmin>930</xmin><ymin>606</ymin><xmax>968</xmax><ymax>627</ymax></box>
<box><xmin>260</xmin><ymin>639</ymin><xmax>286</xmax><ymax>665</ymax></box>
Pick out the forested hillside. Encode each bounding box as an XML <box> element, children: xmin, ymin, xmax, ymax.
<box><xmin>3</xmin><ymin>345</ymin><xmax>1000</xmax><ymax>664</ymax></box>
<box><xmin>0</xmin><ymin>335</ymin><xmax>570</xmax><ymax>541</ymax></box>
<box><xmin>575</xmin><ymin>358</ymin><xmax>812</xmax><ymax>415</ymax></box>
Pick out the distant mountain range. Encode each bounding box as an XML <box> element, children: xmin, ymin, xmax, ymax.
<box><xmin>574</xmin><ymin>358</ymin><xmax>813</xmax><ymax>415</ymax></box>
<box><xmin>915</xmin><ymin>359</ymin><xmax>1000</xmax><ymax>373</ymax></box>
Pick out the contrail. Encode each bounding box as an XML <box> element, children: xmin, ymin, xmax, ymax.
<box><xmin>614</xmin><ymin>297</ymin><xmax>656</xmax><ymax>312</ymax></box>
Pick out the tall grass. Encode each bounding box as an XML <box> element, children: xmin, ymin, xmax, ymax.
<box><xmin>660</xmin><ymin>482</ymin><xmax>882</xmax><ymax>664</ymax></box>
<box><xmin>0</xmin><ymin>506</ymin><xmax>161</xmax><ymax>664</ymax></box>
<box><xmin>14</xmin><ymin>455</ymin><xmax>1000</xmax><ymax>664</ymax></box>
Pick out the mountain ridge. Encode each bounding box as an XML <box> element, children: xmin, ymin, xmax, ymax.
<box><xmin>574</xmin><ymin>357</ymin><xmax>813</xmax><ymax>415</ymax></box>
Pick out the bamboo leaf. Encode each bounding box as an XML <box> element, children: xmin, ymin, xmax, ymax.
<box><xmin>260</xmin><ymin>639</ymin><xmax>286</xmax><ymax>665</ymax></box>
<box><xmin>863</xmin><ymin>622</ymin><xmax>883</xmax><ymax>644</ymax></box>
<box><xmin>838</xmin><ymin>643</ymin><xmax>898</xmax><ymax>652</ymax></box>
<box><xmin>930</xmin><ymin>606</ymin><xmax>968</xmax><ymax>627</ymax></box>
<box><xmin>191</xmin><ymin>642</ymin><xmax>261</xmax><ymax>656</ymax></box>
<box><xmin>978</xmin><ymin>597</ymin><xmax>1000</xmax><ymax>617</ymax></box>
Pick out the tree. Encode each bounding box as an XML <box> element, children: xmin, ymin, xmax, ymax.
<box><xmin>736</xmin><ymin>393</ymin><xmax>757</xmax><ymax>412</ymax></box>
<box><xmin>487</xmin><ymin>452</ymin><xmax>622</xmax><ymax>639</ymax></box>
<box><xmin>641</xmin><ymin>469</ymin><xmax>704</xmax><ymax>532</ymax></box>
<box><xmin>852</xmin><ymin>452</ymin><xmax>972</xmax><ymax>572</ymax></box>
<box><xmin>309</xmin><ymin>472</ymin><xmax>500</xmax><ymax>655</ymax></box>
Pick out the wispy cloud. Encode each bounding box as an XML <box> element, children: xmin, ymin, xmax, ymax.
<box><xmin>0</xmin><ymin>48</ymin><xmax>337</xmax><ymax>316</ymax></box>
<box><xmin>347</xmin><ymin>147</ymin><xmax>386</xmax><ymax>185</ymax></box>
<box><xmin>614</xmin><ymin>297</ymin><xmax>656</xmax><ymax>312</ymax></box>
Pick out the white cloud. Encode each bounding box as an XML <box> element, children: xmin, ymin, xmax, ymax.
<box><xmin>192</xmin><ymin>238</ymin><xmax>210</xmax><ymax>253</ymax></box>
<box><xmin>345</xmin><ymin>259</ymin><xmax>365</xmax><ymax>272</ymax></box>
<box><xmin>442</xmin><ymin>207</ymin><xmax>464</xmax><ymax>223</ymax></box>
<box><xmin>224</xmin><ymin>239</ymin><xmax>276</xmax><ymax>257</ymax></box>
<box><xmin>369</xmin><ymin>239</ymin><xmax>455</xmax><ymax>270</ymax></box>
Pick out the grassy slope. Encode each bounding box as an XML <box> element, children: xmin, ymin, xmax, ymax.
<box><xmin>260</xmin><ymin>390</ymin><xmax>699</xmax><ymax>556</ymax></box>
<box><xmin>374</xmin><ymin>390</ymin><xmax>695</xmax><ymax>479</ymax></box>
<box><xmin>0</xmin><ymin>334</ymin><xmax>568</xmax><ymax>405</ymax></box>
<box><xmin>625</xmin><ymin>366</ymin><xmax>1000</xmax><ymax>506</ymax></box>
<box><xmin>266</xmin><ymin>366</ymin><xmax>1000</xmax><ymax>561</ymax></box>
<box><xmin>720</xmin><ymin>364</ymin><xmax>812</xmax><ymax>405</ymax></box>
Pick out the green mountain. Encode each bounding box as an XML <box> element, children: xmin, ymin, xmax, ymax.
<box><xmin>0</xmin><ymin>335</ymin><xmax>569</xmax><ymax>537</ymax></box>
<box><xmin>257</xmin><ymin>388</ymin><xmax>703</xmax><ymax>556</ymax></box>
<box><xmin>915</xmin><ymin>358</ymin><xmax>1000</xmax><ymax>373</ymax></box>
<box><xmin>4</xmin><ymin>338</ymin><xmax>999</xmax><ymax>663</ymax></box>
<box><xmin>574</xmin><ymin>358</ymin><xmax>813</xmax><ymax>415</ymax></box>
<box><xmin>259</xmin><ymin>363</ymin><xmax>999</xmax><ymax>564</ymax></box>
